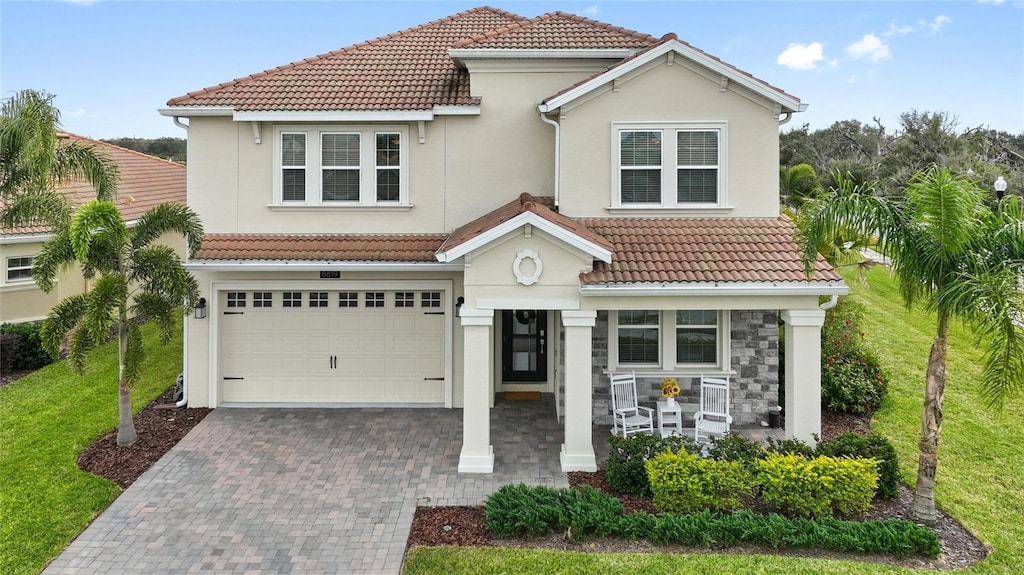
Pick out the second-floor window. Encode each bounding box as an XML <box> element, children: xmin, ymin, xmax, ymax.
<box><xmin>614</xmin><ymin>123</ymin><xmax>726</xmax><ymax>208</ymax></box>
<box><xmin>275</xmin><ymin>126</ymin><xmax>408</xmax><ymax>206</ymax></box>
<box><xmin>5</xmin><ymin>256</ymin><xmax>33</xmax><ymax>282</ymax></box>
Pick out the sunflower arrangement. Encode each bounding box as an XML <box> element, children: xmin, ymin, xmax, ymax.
<box><xmin>661</xmin><ymin>378</ymin><xmax>681</xmax><ymax>399</ymax></box>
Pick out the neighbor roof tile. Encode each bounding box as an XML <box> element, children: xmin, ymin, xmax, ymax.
<box><xmin>452</xmin><ymin>11</ymin><xmax>657</xmax><ymax>49</ymax></box>
<box><xmin>2</xmin><ymin>133</ymin><xmax>186</xmax><ymax>236</ymax></box>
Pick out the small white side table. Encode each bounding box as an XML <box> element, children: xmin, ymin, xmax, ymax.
<box><xmin>656</xmin><ymin>400</ymin><xmax>683</xmax><ymax>438</ymax></box>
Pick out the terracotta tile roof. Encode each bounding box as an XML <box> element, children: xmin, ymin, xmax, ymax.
<box><xmin>2</xmin><ymin>133</ymin><xmax>186</xmax><ymax>237</ymax></box>
<box><xmin>438</xmin><ymin>193</ymin><xmax>614</xmax><ymax>255</ymax></box>
<box><xmin>451</xmin><ymin>11</ymin><xmax>657</xmax><ymax>49</ymax></box>
<box><xmin>577</xmin><ymin>217</ymin><xmax>840</xmax><ymax>284</ymax></box>
<box><xmin>165</xmin><ymin>7</ymin><xmax>528</xmax><ymax>112</ymax></box>
<box><xmin>195</xmin><ymin>234</ymin><xmax>448</xmax><ymax>262</ymax></box>
<box><xmin>541</xmin><ymin>33</ymin><xmax>801</xmax><ymax>108</ymax></box>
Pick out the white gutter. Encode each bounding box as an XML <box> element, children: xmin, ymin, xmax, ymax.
<box><xmin>1</xmin><ymin>232</ymin><xmax>56</xmax><ymax>244</ymax></box>
<box><xmin>538</xmin><ymin>112</ymin><xmax>561</xmax><ymax>209</ymax></box>
<box><xmin>580</xmin><ymin>282</ymin><xmax>849</xmax><ymax>297</ymax></box>
<box><xmin>778</xmin><ymin>112</ymin><xmax>793</xmax><ymax>126</ymax></box>
<box><xmin>158</xmin><ymin>107</ymin><xmax>234</xmax><ymax>117</ymax></box>
<box><xmin>172</xmin><ymin>117</ymin><xmax>189</xmax><ymax>131</ymax></box>
<box><xmin>184</xmin><ymin>260</ymin><xmax>465</xmax><ymax>272</ymax></box>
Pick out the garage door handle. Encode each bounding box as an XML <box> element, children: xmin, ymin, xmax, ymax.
<box><xmin>423</xmin><ymin>312</ymin><xmax>444</xmax><ymax>315</ymax></box>
<box><xmin>423</xmin><ymin>377</ymin><xmax>444</xmax><ymax>381</ymax></box>
<box><xmin>224</xmin><ymin>377</ymin><xmax>244</xmax><ymax>380</ymax></box>
<box><xmin>223</xmin><ymin>311</ymin><xmax>244</xmax><ymax>315</ymax></box>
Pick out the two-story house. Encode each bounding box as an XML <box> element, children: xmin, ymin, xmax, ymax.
<box><xmin>161</xmin><ymin>7</ymin><xmax>846</xmax><ymax>474</ymax></box>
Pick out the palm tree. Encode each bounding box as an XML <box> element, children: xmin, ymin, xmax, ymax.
<box><xmin>1</xmin><ymin>89</ymin><xmax>118</xmax><ymax>228</ymax></box>
<box><xmin>796</xmin><ymin>166</ymin><xmax>1024</xmax><ymax>524</ymax></box>
<box><xmin>34</xmin><ymin>200</ymin><xmax>202</xmax><ymax>445</ymax></box>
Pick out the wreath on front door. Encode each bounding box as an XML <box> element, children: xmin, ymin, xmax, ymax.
<box><xmin>515</xmin><ymin>310</ymin><xmax>537</xmax><ymax>325</ymax></box>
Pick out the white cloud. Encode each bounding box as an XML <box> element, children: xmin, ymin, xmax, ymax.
<box><xmin>846</xmin><ymin>34</ymin><xmax>891</xmax><ymax>62</ymax></box>
<box><xmin>776</xmin><ymin>42</ymin><xmax>826</xmax><ymax>71</ymax></box>
<box><xmin>882</xmin><ymin>22</ymin><xmax>914</xmax><ymax>36</ymax></box>
<box><xmin>922</xmin><ymin>15</ymin><xmax>952</xmax><ymax>33</ymax></box>
<box><xmin>579</xmin><ymin>5</ymin><xmax>599</xmax><ymax>17</ymax></box>
<box><xmin>68</xmin><ymin>109</ymin><xmax>88</xmax><ymax>117</ymax></box>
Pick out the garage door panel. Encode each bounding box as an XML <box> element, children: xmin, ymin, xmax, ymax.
<box><xmin>221</xmin><ymin>289</ymin><xmax>446</xmax><ymax>404</ymax></box>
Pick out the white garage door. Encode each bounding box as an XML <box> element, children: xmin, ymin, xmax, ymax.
<box><xmin>220</xmin><ymin>289</ymin><xmax>446</xmax><ymax>404</ymax></box>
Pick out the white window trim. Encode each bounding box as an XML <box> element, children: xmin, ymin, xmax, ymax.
<box><xmin>611</xmin><ymin>122</ymin><xmax>728</xmax><ymax>209</ymax></box>
<box><xmin>609</xmin><ymin>310</ymin><xmax>730</xmax><ymax>373</ymax></box>
<box><xmin>272</xmin><ymin>124</ymin><xmax>410</xmax><ymax>207</ymax></box>
<box><xmin>5</xmin><ymin>256</ymin><xmax>34</xmax><ymax>283</ymax></box>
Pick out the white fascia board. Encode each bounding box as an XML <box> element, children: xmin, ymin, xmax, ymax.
<box><xmin>437</xmin><ymin>211</ymin><xmax>613</xmax><ymax>263</ymax></box>
<box><xmin>232</xmin><ymin>110</ymin><xmax>434</xmax><ymax>122</ymax></box>
<box><xmin>1</xmin><ymin>232</ymin><xmax>56</xmax><ymax>244</ymax></box>
<box><xmin>449</xmin><ymin>48</ymin><xmax>635</xmax><ymax>60</ymax></box>
<box><xmin>539</xmin><ymin>40</ymin><xmax>804</xmax><ymax>114</ymax></box>
<box><xmin>432</xmin><ymin>105</ymin><xmax>481</xmax><ymax>116</ymax></box>
<box><xmin>158</xmin><ymin>107</ymin><xmax>234</xmax><ymax>117</ymax></box>
<box><xmin>579</xmin><ymin>281</ymin><xmax>849</xmax><ymax>297</ymax></box>
<box><xmin>185</xmin><ymin>260</ymin><xmax>464</xmax><ymax>272</ymax></box>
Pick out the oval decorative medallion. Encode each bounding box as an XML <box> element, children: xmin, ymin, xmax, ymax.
<box><xmin>512</xmin><ymin>249</ymin><xmax>543</xmax><ymax>286</ymax></box>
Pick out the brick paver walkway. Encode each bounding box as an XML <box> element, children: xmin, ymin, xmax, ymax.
<box><xmin>44</xmin><ymin>398</ymin><xmax>568</xmax><ymax>574</ymax></box>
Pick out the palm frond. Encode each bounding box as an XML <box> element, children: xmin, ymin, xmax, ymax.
<box><xmin>128</xmin><ymin>244</ymin><xmax>200</xmax><ymax>308</ymax></box>
<box><xmin>0</xmin><ymin>189</ymin><xmax>70</xmax><ymax>230</ymax></box>
<box><xmin>122</xmin><ymin>322</ymin><xmax>144</xmax><ymax>387</ymax></box>
<box><xmin>83</xmin><ymin>274</ymin><xmax>126</xmax><ymax>344</ymax></box>
<box><xmin>50</xmin><ymin>141</ymin><xmax>119</xmax><ymax>202</ymax></box>
<box><xmin>68</xmin><ymin>200</ymin><xmax>128</xmax><ymax>262</ymax></box>
<box><xmin>129</xmin><ymin>202</ymin><xmax>204</xmax><ymax>257</ymax></box>
<box><xmin>131</xmin><ymin>292</ymin><xmax>177</xmax><ymax>343</ymax></box>
<box><xmin>67</xmin><ymin>322</ymin><xmax>96</xmax><ymax>374</ymax></box>
<box><xmin>40</xmin><ymin>294</ymin><xmax>87</xmax><ymax>359</ymax></box>
<box><xmin>32</xmin><ymin>230</ymin><xmax>77</xmax><ymax>293</ymax></box>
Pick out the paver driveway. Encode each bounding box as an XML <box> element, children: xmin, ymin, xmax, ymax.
<box><xmin>44</xmin><ymin>400</ymin><xmax>568</xmax><ymax>574</ymax></box>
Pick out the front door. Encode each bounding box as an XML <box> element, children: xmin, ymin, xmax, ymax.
<box><xmin>501</xmin><ymin>310</ymin><xmax>548</xmax><ymax>382</ymax></box>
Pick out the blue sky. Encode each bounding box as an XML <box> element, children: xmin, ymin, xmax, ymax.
<box><xmin>2</xmin><ymin>0</ymin><xmax>1022</xmax><ymax>139</ymax></box>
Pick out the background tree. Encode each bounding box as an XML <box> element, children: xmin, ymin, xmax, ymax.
<box><xmin>1</xmin><ymin>89</ymin><xmax>118</xmax><ymax>227</ymax></box>
<box><xmin>35</xmin><ymin>200</ymin><xmax>202</xmax><ymax>445</ymax></box>
<box><xmin>101</xmin><ymin>137</ymin><xmax>186</xmax><ymax>164</ymax></box>
<box><xmin>797</xmin><ymin>166</ymin><xmax>1024</xmax><ymax>524</ymax></box>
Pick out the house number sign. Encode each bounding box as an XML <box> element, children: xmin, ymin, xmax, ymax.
<box><xmin>319</xmin><ymin>271</ymin><xmax>341</xmax><ymax>279</ymax></box>
<box><xmin>512</xmin><ymin>249</ymin><xmax>543</xmax><ymax>286</ymax></box>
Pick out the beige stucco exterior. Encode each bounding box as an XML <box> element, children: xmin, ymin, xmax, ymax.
<box><xmin>0</xmin><ymin>231</ymin><xmax>186</xmax><ymax>325</ymax></box>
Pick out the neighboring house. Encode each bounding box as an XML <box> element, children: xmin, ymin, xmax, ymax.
<box><xmin>0</xmin><ymin>133</ymin><xmax>187</xmax><ymax>324</ymax></box>
<box><xmin>161</xmin><ymin>7</ymin><xmax>846</xmax><ymax>473</ymax></box>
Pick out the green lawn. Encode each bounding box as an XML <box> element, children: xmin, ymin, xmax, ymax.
<box><xmin>406</xmin><ymin>266</ymin><xmax>1024</xmax><ymax>574</ymax></box>
<box><xmin>0</xmin><ymin>320</ymin><xmax>182</xmax><ymax>575</ymax></box>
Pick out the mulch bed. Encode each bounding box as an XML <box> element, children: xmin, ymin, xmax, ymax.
<box><xmin>406</xmin><ymin>410</ymin><xmax>991</xmax><ymax>571</ymax></box>
<box><xmin>76</xmin><ymin>387</ymin><xmax>212</xmax><ymax>488</ymax></box>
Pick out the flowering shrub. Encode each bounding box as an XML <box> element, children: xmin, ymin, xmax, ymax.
<box><xmin>821</xmin><ymin>298</ymin><xmax>887</xmax><ymax>414</ymax></box>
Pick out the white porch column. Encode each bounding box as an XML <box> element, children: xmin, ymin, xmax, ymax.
<box><xmin>560</xmin><ymin>310</ymin><xmax>598</xmax><ymax>472</ymax></box>
<box><xmin>781</xmin><ymin>309</ymin><xmax>826</xmax><ymax>444</ymax></box>
<box><xmin>459</xmin><ymin>308</ymin><xmax>495</xmax><ymax>473</ymax></box>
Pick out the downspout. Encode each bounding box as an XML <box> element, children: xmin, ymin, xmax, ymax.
<box><xmin>175</xmin><ymin>318</ymin><xmax>189</xmax><ymax>408</ymax></box>
<box><xmin>778</xmin><ymin>111</ymin><xmax>793</xmax><ymax>126</ymax></box>
<box><xmin>819</xmin><ymin>294</ymin><xmax>838</xmax><ymax>310</ymax></box>
<box><xmin>172</xmin><ymin>116</ymin><xmax>189</xmax><ymax>131</ymax></box>
<box><xmin>538</xmin><ymin>112</ymin><xmax>561</xmax><ymax>209</ymax></box>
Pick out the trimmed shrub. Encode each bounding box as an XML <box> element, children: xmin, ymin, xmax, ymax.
<box><xmin>0</xmin><ymin>333</ymin><xmax>19</xmax><ymax>372</ymax></box>
<box><xmin>0</xmin><ymin>322</ymin><xmax>53</xmax><ymax>371</ymax></box>
<box><xmin>706</xmin><ymin>433</ymin><xmax>765</xmax><ymax>468</ymax></box>
<box><xmin>817</xmin><ymin>432</ymin><xmax>901</xmax><ymax>500</ymax></box>
<box><xmin>764</xmin><ymin>437</ymin><xmax>816</xmax><ymax>458</ymax></box>
<box><xmin>483</xmin><ymin>484</ymin><xmax>623</xmax><ymax>540</ymax></box>
<box><xmin>646</xmin><ymin>450</ymin><xmax>754</xmax><ymax>514</ymax></box>
<box><xmin>484</xmin><ymin>485</ymin><xmax>940</xmax><ymax>558</ymax></box>
<box><xmin>756</xmin><ymin>454</ymin><xmax>879</xmax><ymax>518</ymax></box>
<box><xmin>605</xmin><ymin>433</ymin><xmax>701</xmax><ymax>497</ymax></box>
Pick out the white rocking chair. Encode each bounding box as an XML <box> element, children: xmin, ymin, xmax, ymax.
<box><xmin>610</xmin><ymin>371</ymin><xmax>654</xmax><ymax>437</ymax></box>
<box><xmin>694</xmin><ymin>375</ymin><xmax>732</xmax><ymax>443</ymax></box>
